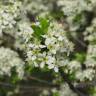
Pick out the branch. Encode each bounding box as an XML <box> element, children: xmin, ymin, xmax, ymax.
<box><xmin>0</xmin><ymin>76</ymin><xmax>59</xmax><ymax>90</ymax></box>
<box><xmin>28</xmin><ymin>76</ymin><xmax>59</xmax><ymax>88</ymax></box>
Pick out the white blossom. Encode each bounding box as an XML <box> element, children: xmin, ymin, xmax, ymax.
<box><xmin>22</xmin><ymin>21</ymin><xmax>74</xmax><ymax>72</ymax></box>
<box><xmin>0</xmin><ymin>47</ymin><xmax>25</xmax><ymax>79</ymax></box>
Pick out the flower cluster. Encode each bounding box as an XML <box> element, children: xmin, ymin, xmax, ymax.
<box><xmin>0</xmin><ymin>0</ymin><xmax>21</xmax><ymax>36</ymax></box>
<box><xmin>20</xmin><ymin>19</ymin><xmax>73</xmax><ymax>72</ymax></box>
<box><xmin>76</xmin><ymin>68</ymin><xmax>95</xmax><ymax>81</ymax></box>
<box><xmin>84</xmin><ymin>18</ymin><xmax>96</xmax><ymax>42</ymax></box>
<box><xmin>57</xmin><ymin>0</ymin><xmax>88</xmax><ymax>16</ymax></box>
<box><xmin>57</xmin><ymin>0</ymin><xmax>96</xmax><ymax>32</ymax></box>
<box><xmin>57</xmin><ymin>0</ymin><xmax>96</xmax><ymax>16</ymax></box>
<box><xmin>0</xmin><ymin>47</ymin><xmax>25</xmax><ymax>79</ymax></box>
<box><xmin>83</xmin><ymin>18</ymin><xmax>96</xmax><ymax>81</ymax></box>
<box><xmin>63</xmin><ymin>60</ymin><xmax>95</xmax><ymax>81</ymax></box>
<box><xmin>23</xmin><ymin>0</ymin><xmax>55</xmax><ymax>16</ymax></box>
<box><xmin>64</xmin><ymin>60</ymin><xmax>81</xmax><ymax>74</ymax></box>
<box><xmin>85</xmin><ymin>44</ymin><xmax>96</xmax><ymax>68</ymax></box>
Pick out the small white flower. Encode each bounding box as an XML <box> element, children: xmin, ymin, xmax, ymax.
<box><xmin>58</xmin><ymin>36</ymin><xmax>64</xmax><ymax>41</ymax></box>
<box><xmin>31</xmin><ymin>56</ymin><xmax>36</xmax><ymax>61</ymax></box>
<box><xmin>35</xmin><ymin>22</ymin><xmax>40</xmax><ymax>26</ymax></box>
<box><xmin>40</xmin><ymin>62</ymin><xmax>45</xmax><ymax>68</ymax></box>
<box><xmin>45</xmin><ymin>38</ymin><xmax>52</xmax><ymax>45</ymax></box>
<box><xmin>54</xmin><ymin>67</ymin><xmax>59</xmax><ymax>72</ymax></box>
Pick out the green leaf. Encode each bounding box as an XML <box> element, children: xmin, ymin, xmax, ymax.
<box><xmin>75</xmin><ymin>52</ymin><xmax>86</xmax><ymax>63</ymax></box>
<box><xmin>39</xmin><ymin>17</ymin><xmax>49</xmax><ymax>32</ymax></box>
<box><xmin>32</xmin><ymin>18</ymin><xmax>50</xmax><ymax>40</ymax></box>
<box><xmin>32</xmin><ymin>25</ymin><xmax>42</xmax><ymax>39</ymax></box>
